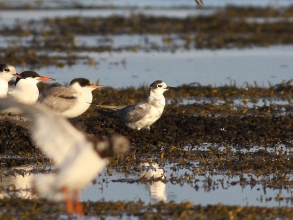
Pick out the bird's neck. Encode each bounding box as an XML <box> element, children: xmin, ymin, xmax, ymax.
<box><xmin>14</xmin><ymin>81</ymin><xmax>39</xmax><ymax>104</ymax></box>
<box><xmin>149</xmin><ymin>91</ymin><xmax>166</xmax><ymax>108</ymax></box>
<box><xmin>72</xmin><ymin>84</ymin><xmax>93</xmax><ymax>102</ymax></box>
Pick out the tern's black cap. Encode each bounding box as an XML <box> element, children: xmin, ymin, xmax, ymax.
<box><xmin>0</xmin><ymin>64</ymin><xmax>11</xmax><ymax>72</ymax></box>
<box><xmin>70</xmin><ymin>78</ymin><xmax>92</xmax><ymax>87</ymax></box>
<box><xmin>15</xmin><ymin>71</ymin><xmax>40</xmax><ymax>85</ymax></box>
<box><xmin>150</xmin><ymin>80</ymin><xmax>164</xmax><ymax>89</ymax></box>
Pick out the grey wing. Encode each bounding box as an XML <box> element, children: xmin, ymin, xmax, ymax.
<box><xmin>97</xmin><ymin>105</ymin><xmax>127</xmax><ymax>111</ymax></box>
<box><xmin>39</xmin><ymin>87</ymin><xmax>77</xmax><ymax>113</ymax></box>
<box><xmin>118</xmin><ymin>101</ymin><xmax>151</xmax><ymax>123</ymax></box>
<box><xmin>0</xmin><ymin>98</ymin><xmax>91</xmax><ymax>167</ymax></box>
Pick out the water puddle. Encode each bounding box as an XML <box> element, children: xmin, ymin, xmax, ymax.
<box><xmin>19</xmin><ymin>46</ymin><xmax>290</xmax><ymax>89</ymax></box>
<box><xmin>1</xmin><ymin>156</ymin><xmax>293</xmax><ymax>208</ymax></box>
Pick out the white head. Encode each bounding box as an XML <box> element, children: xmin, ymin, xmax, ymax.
<box><xmin>149</xmin><ymin>80</ymin><xmax>174</xmax><ymax>95</ymax></box>
<box><xmin>0</xmin><ymin>64</ymin><xmax>19</xmax><ymax>82</ymax></box>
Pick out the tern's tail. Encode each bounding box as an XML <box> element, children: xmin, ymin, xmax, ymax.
<box><xmin>96</xmin><ymin>107</ymin><xmax>120</xmax><ymax>119</ymax></box>
<box><xmin>32</xmin><ymin>174</ymin><xmax>64</xmax><ymax>201</ymax></box>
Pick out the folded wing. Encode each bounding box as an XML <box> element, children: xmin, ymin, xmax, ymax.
<box><xmin>38</xmin><ymin>87</ymin><xmax>77</xmax><ymax>113</ymax></box>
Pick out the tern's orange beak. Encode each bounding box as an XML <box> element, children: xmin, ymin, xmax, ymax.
<box><xmin>13</xmin><ymin>73</ymin><xmax>22</xmax><ymax>78</ymax></box>
<box><xmin>38</xmin><ymin>76</ymin><xmax>55</xmax><ymax>81</ymax></box>
<box><xmin>91</xmin><ymin>85</ymin><xmax>104</xmax><ymax>89</ymax></box>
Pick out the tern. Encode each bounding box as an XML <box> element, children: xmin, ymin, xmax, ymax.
<box><xmin>0</xmin><ymin>98</ymin><xmax>130</xmax><ymax>217</ymax></box>
<box><xmin>0</xmin><ymin>64</ymin><xmax>21</xmax><ymax>98</ymax></box>
<box><xmin>8</xmin><ymin>70</ymin><xmax>55</xmax><ymax>105</ymax></box>
<box><xmin>2</xmin><ymin>71</ymin><xmax>54</xmax><ymax>114</ymax></box>
<box><xmin>96</xmin><ymin>80</ymin><xmax>175</xmax><ymax>130</ymax></box>
<box><xmin>39</xmin><ymin>78</ymin><xmax>104</xmax><ymax>118</ymax></box>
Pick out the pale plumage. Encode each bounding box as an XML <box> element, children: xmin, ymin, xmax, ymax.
<box><xmin>7</xmin><ymin>71</ymin><xmax>55</xmax><ymax>105</ymax></box>
<box><xmin>96</xmin><ymin>80</ymin><xmax>175</xmax><ymax>130</ymax></box>
<box><xmin>0</xmin><ymin>64</ymin><xmax>20</xmax><ymax>98</ymax></box>
<box><xmin>39</xmin><ymin>78</ymin><xmax>103</xmax><ymax>118</ymax></box>
<box><xmin>2</xmin><ymin>71</ymin><xmax>54</xmax><ymax>114</ymax></box>
<box><xmin>0</xmin><ymin>98</ymin><xmax>130</xmax><ymax>216</ymax></box>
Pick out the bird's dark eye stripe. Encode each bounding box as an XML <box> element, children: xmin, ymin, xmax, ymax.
<box><xmin>158</xmin><ymin>84</ymin><xmax>163</xmax><ymax>87</ymax></box>
<box><xmin>4</xmin><ymin>68</ymin><xmax>9</xmax><ymax>72</ymax></box>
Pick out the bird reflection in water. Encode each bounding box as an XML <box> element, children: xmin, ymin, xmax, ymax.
<box><xmin>139</xmin><ymin>163</ymin><xmax>167</xmax><ymax>201</ymax></box>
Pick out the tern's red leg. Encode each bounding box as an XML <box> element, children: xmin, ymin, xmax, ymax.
<box><xmin>74</xmin><ymin>190</ymin><xmax>84</xmax><ymax>217</ymax></box>
<box><xmin>62</xmin><ymin>187</ymin><xmax>74</xmax><ymax>216</ymax></box>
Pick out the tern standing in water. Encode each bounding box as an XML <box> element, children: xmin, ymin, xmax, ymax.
<box><xmin>39</xmin><ymin>78</ymin><xmax>103</xmax><ymax>118</ymax></box>
<box><xmin>96</xmin><ymin>80</ymin><xmax>175</xmax><ymax>130</ymax></box>
<box><xmin>0</xmin><ymin>98</ymin><xmax>130</xmax><ymax>217</ymax></box>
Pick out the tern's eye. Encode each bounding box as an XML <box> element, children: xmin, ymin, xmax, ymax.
<box><xmin>158</xmin><ymin>84</ymin><xmax>163</xmax><ymax>88</ymax></box>
<box><xmin>4</xmin><ymin>68</ymin><xmax>9</xmax><ymax>72</ymax></box>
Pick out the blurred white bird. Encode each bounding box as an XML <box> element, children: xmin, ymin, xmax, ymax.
<box><xmin>0</xmin><ymin>98</ymin><xmax>130</xmax><ymax>217</ymax></box>
<box><xmin>96</xmin><ymin>80</ymin><xmax>175</xmax><ymax>130</ymax></box>
<box><xmin>39</xmin><ymin>78</ymin><xmax>103</xmax><ymax>118</ymax></box>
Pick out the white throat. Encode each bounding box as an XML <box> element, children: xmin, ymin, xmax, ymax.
<box><xmin>61</xmin><ymin>83</ymin><xmax>94</xmax><ymax>118</ymax></box>
<box><xmin>9</xmin><ymin>78</ymin><xmax>40</xmax><ymax>104</ymax></box>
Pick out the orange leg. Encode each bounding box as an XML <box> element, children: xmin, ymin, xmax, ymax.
<box><xmin>74</xmin><ymin>190</ymin><xmax>84</xmax><ymax>217</ymax></box>
<box><xmin>62</xmin><ymin>187</ymin><xmax>74</xmax><ymax>216</ymax></box>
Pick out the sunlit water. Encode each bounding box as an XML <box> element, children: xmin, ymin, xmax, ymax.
<box><xmin>1</xmin><ymin>161</ymin><xmax>293</xmax><ymax>208</ymax></box>
<box><xmin>24</xmin><ymin>46</ymin><xmax>292</xmax><ymax>88</ymax></box>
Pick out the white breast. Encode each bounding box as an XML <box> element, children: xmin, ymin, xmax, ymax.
<box><xmin>61</xmin><ymin>90</ymin><xmax>92</xmax><ymax>118</ymax></box>
<box><xmin>0</xmin><ymin>80</ymin><xmax>9</xmax><ymax>98</ymax></box>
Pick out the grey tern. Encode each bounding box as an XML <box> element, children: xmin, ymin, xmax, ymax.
<box><xmin>96</xmin><ymin>80</ymin><xmax>175</xmax><ymax>130</ymax></box>
<box><xmin>38</xmin><ymin>78</ymin><xmax>104</xmax><ymax>118</ymax></box>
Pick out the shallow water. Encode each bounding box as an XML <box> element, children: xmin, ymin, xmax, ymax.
<box><xmin>32</xmin><ymin>45</ymin><xmax>293</xmax><ymax>88</ymax></box>
<box><xmin>1</xmin><ymin>7</ymin><xmax>293</xmax><ymax>88</ymax></box>
<box><xmin>1</xmin><ymin>160</ymin><xmax>293</xmax><ymax>208</ymax></box>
